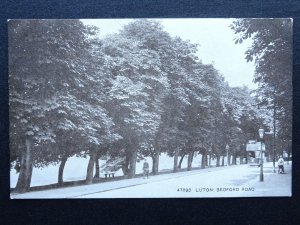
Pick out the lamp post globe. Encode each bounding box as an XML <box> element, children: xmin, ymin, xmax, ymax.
<box><xmin>259</xmin><ymin>128</ymin><xmax>264</xmax><ymax>139</ymax></box>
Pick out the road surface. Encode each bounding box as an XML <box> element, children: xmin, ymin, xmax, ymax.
<box><xmin>11</xmin><ymin>162</ymin><xmax>291</xmax><ymax>199</ymax></box>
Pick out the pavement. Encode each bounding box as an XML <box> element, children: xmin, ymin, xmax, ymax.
<box><xmin>11</xmin><ymin>162</ymin><xmax>292</xmax><ymax>199</ymax></box>
<box><xmin>237</xmin><ymin>162</ymin><xmax>292</xmax><ymax>197</ymax></box>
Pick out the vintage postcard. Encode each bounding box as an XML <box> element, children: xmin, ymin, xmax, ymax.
<box><xmin>9</xmin><ymin>18</ymin><xmax>292</xmax><ymax>198</ymax></box>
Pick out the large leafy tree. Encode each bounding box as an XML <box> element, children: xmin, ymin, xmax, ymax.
<box><xmin>9</xmin><ymin>20</ymin><xmax>89</xmax><ymax>191</ymax></box>
<box><xmin>153</xmin><ymin>36</ymin><xmax>200</xmax><ymax>172</ymax></box>
<box><xmin>9</xmin><ymin>20</ymin><xmax>118</xmax><ymax>191</ymax></box>
<box><xmin>230</xmin><ymin>19</ymin><xmax>293</xmax><ymax>159</ymax></box>
<box><xmin>101</xmin><ymin>20</ymin><xmax>171</xmax><ymax>178</ymax></box>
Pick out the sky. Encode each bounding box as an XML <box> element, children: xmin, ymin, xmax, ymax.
<box><xmin>82</xmin><ymin>19</ymin><xmax>257</xmax><ymax>89</ymax></box>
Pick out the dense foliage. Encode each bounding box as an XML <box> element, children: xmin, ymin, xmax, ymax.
<box><xmin>230</xmin><ymin>18</ymin><xmax>292</xmax><ymax>160</ymax></box>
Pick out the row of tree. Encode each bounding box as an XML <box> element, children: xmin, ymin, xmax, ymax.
<box><xmin>9</xmin><ymin>19</ymin><xmax>290</xmax><ymax>193</ymax></box>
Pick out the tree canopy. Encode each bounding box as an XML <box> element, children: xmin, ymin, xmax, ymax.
<box><xmin>230</xmin><ymin>18</ymin><xmax>292</xmax><ymax>155</ymax></box>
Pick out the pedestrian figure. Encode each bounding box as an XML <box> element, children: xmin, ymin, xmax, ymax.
<box><xmin>277</xmin><ymin>156</ymin><xmax>285</xmax><ymax>173</ymax></box>
<box><xmin>143</xmin><ymin>159</ymin><xmax>149</xmax><ymax>179</ymax></box>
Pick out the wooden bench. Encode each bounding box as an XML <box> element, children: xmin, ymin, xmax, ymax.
<box><xmin>104</xmin><ymin>172</ymin><xmax>115</xmax><ymax>179</ymax></box>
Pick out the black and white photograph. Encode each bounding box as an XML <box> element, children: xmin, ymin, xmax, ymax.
<box><xmin>8</xmin><ymin>18</ymin><xmax>292</xmax><ymax>198</ymax></box>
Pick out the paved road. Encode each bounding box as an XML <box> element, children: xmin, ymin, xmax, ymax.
<box><xmin>77</xmin><ymin>162</ymin><xmax>291</xmax><ymax>198</ymax></box>
<box><xmin>11</xmin><ymin>162</ymin><xmax>291</xmax><ymax>199</ymax></box>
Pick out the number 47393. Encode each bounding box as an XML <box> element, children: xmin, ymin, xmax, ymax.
<box><xmin>177</xmin><ymin>188</ymin><xmax>191</xmax><ymax>192</ymax></box>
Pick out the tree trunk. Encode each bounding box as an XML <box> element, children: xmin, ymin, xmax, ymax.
<box><xmin>151</xmin><ymin>149</ymin><xmax>159</xmax><ymax>175</ymax></box>
<box><xmin>187</xmin><ymin>151</ymin><xmax>194</xmax><ymax>171</ymax></box>
<box><xmin>15</xmin><ymin>137</ymin><xmax>33</xmax><ymax>193</ymax></box>
<box><xmin>94</xmin><ymin>155</ymin><xmax>100</xmax><ymax>179</ymax></box>
<box><xmin>128</xmin><ymin>150</ymin><xmax>137</xmax><ymax>179</ymax></box>
<box><xmin>239</xmin><ymin>156</ymin><xmax>243</xmax><ymax>165</ymax></box>
<box><xmin>178</xmin><ymin>154</ymin><xmax>185</xmax><ymax>169</ymax></box>
<box><xmin>173</xmin><ymin>148</ymin><xmax>179</xmax><ymax>172</ymax></box>
<box><xmin>58</xmin><ymin>155</ymin><xmax>68</xmax><ymax>185</ymax></box>
<box><xmin>221</xmin><ymin>156</ymin><xmax>225</xmax><ymax>166</ymax></box>
<box><xmin>86</xmin><ymin>151</ymin><xmax>96</xmax><ymax>184</ymax></box>
<box><xmin>122</xmin><ymin>156</ymin><xmax>130</xmax><ymax>176</ymax></box>
<box><xmin>216</xmin><ymin>155</ymin><xmax>220</xmax><ymax>167</ymax></box>
<box><xmin>287</xmin><ymin>151</ymin><xmax>290</xmax><ymax>164</ymax></box>
<box><xmin>201</xmin><ymin>152</ymin><xmax>206</xmax><ymax>169</ymax></box>
<box><xmin>151</xmin><ymin>156</ymin><xmax>155</xmax><ymax>174</ymax></box>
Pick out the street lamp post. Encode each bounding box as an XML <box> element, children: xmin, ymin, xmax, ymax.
<box><xmin>226</xmin><ymin>144</ymin><xmax>229</xmax><ymax>166</ymax></box>
<box><xmin>242</xmin><ymin>104</ymin><xmax>277</xmax><ymax>173</ymax></box>
<box><xmin>258</xmin><ymin>128</ymin><xmax>264</xmax><ymax>182</ymax></box>
<box><xmin>258</xmin><ymin>105</ymin><xmax>276</xmax><ymax>172</ymax></box>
